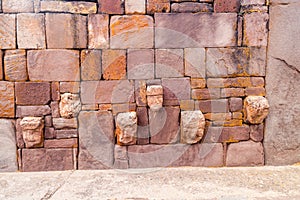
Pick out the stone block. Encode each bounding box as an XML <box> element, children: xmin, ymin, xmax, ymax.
<box><xmin>229</xmin><ymin>97</ymin><xmax>243</xmax><ymax>112</ymax></box>
<box><xmin>180</xmin><ymin>100</ymin><xmax>195</xmax><ymax>111</ymax></box>
<box><xmin>248</xmin><ymin>47</ymin><xmax>267</xmax><ymax>76</ymax></box>
<box><xmin>162</xmin><ymin>78</ymin><xmax>190</xmax><ymax>105</ymax></box>
<box><xmin>135</xmin><ymin>80</ymin><xmax>147</xmax><ymax>107</ymax></box>
<box><xmin>112</xmin><ymin>103</ymin><xmax>136</xmax><ymax>116</ymax></box>
<box><xmin>244</xmin><ymin>96</ymin><xmax>269</xmax><ymax>124</ymax></box>
<box><xmin>15</xmin><ymin>82</ymin><xmax>50</xmax><ymax>105</ymax></box>
<box><xmin>204</xmin><ymin>113</ymin><xmax>232</xmax><ymax>121</ymax></box>
<box><xmin>55</xmin><ymin>129</ymin><xmax>78</xmax><ymax>139</ymax></box>
<box><xmin>155</xmin><ymin>13</ymin><xmax>236</xmax><ymax>48</ymax></box>
<box><xmin>60</xmin><ymin>82</ymin><xmax>80</xmax><ymax>94</ymax></box>
<box><xmin>156</xmin><ymin>49</ymin><xmax>184</xmax><ymax>78</ymax></box>
<box><xmin>226</xmin><ymin>141</ymin><xmax>264</xmax><ymax>166</ymax></box>
<box><xmin>221</xmin><ymin>88</ymin><xmax>245</xmax><ymax>97</ymax></box>
<box><xmin>20</xmin><ymin>117</ymin><xmax>44</xmax><ymax>148</ymax></box>
<box><xmin>243</xmin><ymin>12</ymin><xmax>268</xmax><ymax>47</ymax></box>
<box><xmin>0</xmin><ymin>82</ymin><xmax>14</xmax><ymax>118</ymax></box>
<box><xmin>81</xmin><ymin>80</ymin><xmax>134</xmax><ymax>104</ymax></box>
<box><xmin>44</xmin><ymin>138</ymin><xmax>78</xmax><ymax>149</ymax></box>
<box><xmin>53</xmin><ymin>118</ymin><xmax>78</xmax><ymax>130</ymax></box>
<box><xmin>15</xmin><ymin>119</ymin><xmax>25</xmax><ymax>148</ymax></box>
<box><xmin>214</xmin><ymin>0</ymin><xmax>240</xmax><ymax>13</ymax></box>
<box><xmin>116</xmin><ymin>112</ymin><xmax>137</xmax><ymax>145</ymax></box>
<box><xmin>245</xmin><ymin>87</ymin><xmax>266</xmax><ymax>96</ymax></box>
<box><xmin>195</xmin><ymin>99</ymin><xmax>229</xmax><ymax>113</ymax></box>
<box><xmin>125</xmin><ymin>0</ymin><xmax>145</xmax><ymax>14</ymax></box>
<box><xmin>0</xmin><ymin>119</ymin><xmax>18</xmax><ymax>172</ymax></box>
<box><xmin>81</xmin><ymin>50</ymin><xmax>102</xmax><ymax>81</ymax></box>
<box><xmin>192</xmin><ymin>88</ymin><xmax>221</xmax><ymax>100</ymax></box>
<box><xmin>78</xmin><ymin>111</ymin><xmax>114</xmax><ymax>169</ymax></box>
<box><xmin>110</xmin><ymin>15</ymin><xmax>154</xmax><ymax>48</ymax></box>
<box><xmin>147</xmin><ymin>0</ymin><xmax>170</xmax><ymax>14</ymax></box>
<box><xmin>241</xmin><ymin>0</ymin><xmax>266</xmax><ymax>5</ymax></box>
<box><xmin>45</xmin><ymin>127</ymin><xmax>55</xmax><ymax>139</ymax></box>
<box><xmin>51</xmin><ymin>101</ymin><xmax>60</xmax><ymax>118</ymax></box>
<box><xmin>136</xmin><ymin>107</ymin><xmax>149</xmax><ymax>145</ymax></box>
<box><xmin>40</xmin><ymin>1</ymin><xmax>97</xmax><ymax>14</ymax></box>
<box><xmin>172</xmin><ymin>2</ymin><xmax>213</xmax><ymax>13</ymax></box>
<box><xmin>16</xmin><ymin>105</ymin><xmax>51</xmax><ymax>117</ymax></box>
<box><xmin>88</xmin><ymin>14</ymin><xmax>109</xmax><ymax>49</ymax></box>
<box><xmin>250</xmin><ymin>124</ymin><xmax>264</xmax><ymax>142</ymax></box>
<box><xmin>51</xmin><ymin>82</ymin><xmax>60</xmax><ymax>101</ymax></box>
<box><xmin>149</xmin><ymin>107</ymin><xmax>180</xmax><ymax>144</ymax></box>
<box><xmin>114</xmin><ymin>145</ymin><xmax>129</xmax><ymax>169</ymax></box>
<box><xmin>102</xmin><ymin>49</ymin><xmax>126</xmax><ymax>80</ymax></box>
<box><xmin>22</xmin><ymin>148</ymin><xmax>74</xmax><ymax>172</ymax></box>
<box><xmin>4</xmin><ymin>50</ymin><xmax>27</xmax><ymax>81</ymax></box>
<box><xmin>27</xmin><ymin>50</ymin><xmax>80</xmax><ymax>81</ymax></box>
<box><xmin>181</xmin><ymin>110</ymin><xmax>205</xmax><ymax>144</ymax></box>
<box><xmin>59</xmin><ymin>93</ymin><xmax>81</xmax><ymax>119</ymax></box>
<box><xmin>98</xmin><ymin>0</ymin><xmax>124</xmax><ymax>14</ymax></box>
<box><xmin>82</xmin><ymin>104</ymin><xmax>99</xmax><ymax>111</ymax></box>
<box><xmin>0</xmin><ymin>14</ymin><xmax>16</xmax><ymax>49</ymax></box>
<box><xmin>191</xmin><ymin>78</ymin><xmax>206</xmax><ymax>89</ymax></box>
<box><xmin>46</xmin><ymin>13</ymin><xmax>87</xmax><ymax>49</ymax></box>
<box><xmin>0</xmin><ymin>51</ymin><xmax>2</xmax><ymax>80</ymax></box>
<box><xmin>147</xmin><ymin>85</ymin><xmax>163</xmax><ymax>110</ymax></box>
<box><xmin>17</xmin><ymin>13</ymin><xmax>45</xmax><ymax>49</ymax></box>
<box><xmin>2</xmin><ymin>0</ymin><xmax>34</xmax><ymax>13</ymax></box>
<box><xmin>184</xmin><ymin>48</ymin><xmax>205</xmax><ymax>78</ymax></box>
<box><xmin>128</xmin><ymin>49</ymin><xmax>154</xmax><ymax>80</ymax></box>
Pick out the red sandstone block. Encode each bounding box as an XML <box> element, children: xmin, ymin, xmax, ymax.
<box><xmin>16</xmin><ymin>105</ymin><xmax>51</xmax><ymax>117</ymax></box>
<box><xmin>4</xmin><ymin>50</ymin><xmax>27</xmax><ymax>81</ymax></box>
<box><xmin>98</xmin><ymin>0</ymin><xmax>124</xmax><ymax>14</ymax></box>
<box><xmin>191</xmin><ymin>78</ymin><xmax>206</xmax><ymax>89</ymax></box>
<box><xmin>250</xmin><ymin>124</ymin><xmax>264</xmax><ymax>142</ymax></box>
<box><xmin>2</xmin><ymin>0</ymin><xmax>34</xmax><ymax>13</ymax></box>
<box><xmin>214</xmin><ymin>0</ymin><xmax>240</xmax><ymax>13</ymax></box>
<box><xmin>44</xmin><ymin>138</ymin><xmax>78</xmax><ymax>148</ymax></box>
<box><xmin>162</xmin><ymin>78</ymin><xmax>190</xmax><ymax>106</ymax></box>
<box><xmin>60</xmin><ymin>82</ymin><xmax>80</xmax><ymax>94</ymax></box>
<box><xmin>88</xmin><ymin>14</ymin><xmax>109</xmax><ymax>49</ymax></box>
<box><xmin>245</xmin><ymin>87</ymin><xmax>266</xmax><ymax>96</ymax></box>
<box><xmin>45</xmin><ymin>127</ymin><xmax>55</xmax><ymax>139</ymax></box>
<box><xmin>229</xmin><ymin>97</ymin><xmax>243</xmax><ymax>112</ymax></box>
<box><xmin>81</xmin><ymin>50</ymin><xmax>102</xmax><ymax>81</ymax></box>
<box><xmin>128</xmin><ymin>49</ymin><xmax>154</xmax><ymax>80</ymax></box>
<box><xmin>51</xmin><ymin>82</ymin><xmax>60</xmax><ymax>101</ymax></box>
<box><xmin>147</xmin><ymin>0</ymin><xmax>170</xmax><ymax>14</ymax></box>
<box><xmin>135</xmin><ymin>80</ymin><xmax>147</xmax><ymax>107</ymax></box>
<box><xmin>50</xmin><ymin>101</ymin><xmax>60</xmax><ymax>118</ymax></box>
<box><xmin>137</xmin><ymin>107</ymin><xmax>150</xmax><ymax>145</ymax></box>
<box><xmin>221</xmin><ymin>88</ymin><xmax>245</xmax><ymax>97</ymax></box>
<box><xmin>55</xmin><ymin>129</ymin><xmax>78</xmax><ymax>139</ymax></box>
<box><xmin>195</xmin><ymin>99</ymin><xmax>229</xmax><ymax>113</ymax></box>
<box><xmin>192</xmin><ymin>88</ymin><xmax>220</xmax><ymax>100</ymax></box>
<box><xmin>0</xmin><ymin>81</ymin><xmax>15</xmax><ymax>118</ymax></box>
<box><xmin>204</xmin><ymin>126</ymin><xmax>250</xmax><ymax>143</ymax></box>
<box><xmin>112</xmin><ymin>103</ymin><xmax>136</xmax><ymax>116</ymax></box>
<box><xmin>102</xmin><ymin>49</ymin><xmax>126</xmax><ymax>80</ymax></box>
<box><xmin>180</xmin><ymin>100</ymin><xmax>195</xmax><ymax>111</ymax></box>
<box><xmin>15</xmin><ymin>82</ymin><xmax>50</xmax><ymax>105</ymax></box>
<box><xmin>250</xmin><ymin>77</ymin><xmax>265</xmax><ymax>87</ymax></box>
<box><xmin>15</xmin><ymin>119</ymin><xmax>25</xmax><ymax>148</ymax></box>
<box><xmin>156</xmin><ymin>49</ymin><xmax>184</xmax><ymax>78</ymax></box>
<box><xmin>0</xmin><ymin>14</ymin><xmax>16</xmax><ymax>49</ymax></box>
<box><xmin>0</xmin><ymin>51</ymin><xmax>3</xmax><ymax>80</ymax></box>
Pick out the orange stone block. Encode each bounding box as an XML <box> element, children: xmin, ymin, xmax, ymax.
<box><xmin>102</xmin><ymin>50</ymin><xmax>126</xmax><ymax>80</ymax></box>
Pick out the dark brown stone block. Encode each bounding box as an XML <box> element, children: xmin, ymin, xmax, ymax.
<box><xmin>15</xmin><ymin>82</ymin><xmax>50</xmax><ymax>105</ymax></box>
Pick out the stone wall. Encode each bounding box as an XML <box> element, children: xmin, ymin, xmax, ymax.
<box><xmin>0</xmin><ymin>0</ymin><xmax>272</xmax><ymax>172</ymax></box>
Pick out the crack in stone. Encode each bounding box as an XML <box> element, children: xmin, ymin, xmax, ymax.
<box><xmin>40</xmin><ymin>171</ymin><xmax>74</xmax><ymax>200</ymax></box>
<box><xmin>272</xmin><ymin>57</ymin><xmax>300</xmax><ymax>74</ymax></box>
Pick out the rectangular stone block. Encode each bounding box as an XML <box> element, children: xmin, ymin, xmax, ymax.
<box><xmin>162</xmin><ymin>78</ymin><xmax>190</xmax><ymax>105</ymax></box>
<box><xmin>171</xmin><ymin>2</ymin><xmax>213</xmax><ymax>13</ymax></box>
<box><xmin>221</xmin><ymin>88</ymin><xmax>245</xmax><ymax>97</ymax></box>
<box><xmin>214</xmin><ymin>0</ymin><xmax>240</xmax><ymax>13</ymax></box>
<box><xmin>102</xmin><ymin>49</ymin><xmax>126</xmax><ymax>80</ymax></box>
<box><xmin>88</xmin><ymin>14</ymin><xmax>109</xmax><ymax>49</ymax></box>
<box><xmin>51</xmin><ymin>82</ymin><xmax>60</xmax><ymax>101</ymax></box>
<box><xmin>98</xmin><ymin>0</ymin><xmax>124</xmax><ymax>14</ymax></box>
<box><xmin>50</xmin><ymin>101</ymin><xmax>59</xmax><ymax>118</ymax></box>
<box><xmin>2</xmin><ymin>0</ymin><xmax>34</xmax><ymax>13</ymax></box>
<box><xmin>155</xmin><ymin>13</ymin><xmax>236</xmax><ymax>48</ymax></box>
<box><xmin>15</xmin><ymin>82</ymin><xmax>50</xmax><ymax>105</ymax></box>
<box><xmin>156</xmin><ymin>49</ymin><xmax>184</xmax><ymax>78</ymax></box>
<box><xmin>195</xmin><ymin>99</ymin><xmax>229</xmax><ymax>113</ymax></box>
<box><xmin>250</xmin><ymin>124</ymin><xmax>264</xmax><ymax>142</ymax></box>
<box><xmin>191</xmin><ymin>78</ymin><xmax>206</xmax><ymax>89</ymax></box>
<box><xmin>180</xmin><ymin>100</ymin><xmax>195</xmax><ymax>111</ymax></box>
<box><xmin>128</xmin><ymin>49</ymin><xmax>154</xmax><ymax>80</ymax></box>
<box><xmin>60</xmin><ymin>82</ymin><xmax>80</xmax><ymax>94</ymax></box>
<box><xmin>45</xmin><ymin>127</ymin><xmax>55</xmax><ymax>139</ymax></box>
<box><xmin>203</xmin><ymin>126</ymin><xmax>250</xmax><ymax>143</ymax></box>
<box><xmin>245</xmin><ymin>87</ymin><xmax>266</xmax><ymax>96</ymax></box>
<box><xmin>0</xmin><ymin>51</ymin><xmax>2</xmax><ymax>80</ymax></box>
<box><xmin>137</xmin><ymin>107</ymin><xmax>149</xmax><ymax>145</ymax></box>
<box><xmin>44</xmin><ymin>138</ymin><xmax>78</xmax><ymax>148</ymax></box>
<box><xmin>40</xmin><ymin>1</ymin><xmax>97</xmax><ymax>14</ymax></box>
<box><xmin>204</xmin><ymin>113</ymin><xmax>232</xmax><ymax>121</ymax></box>
<box><xmin>27</xmin><ymin>50</ymin><xmax>80</xmax><ymax>81</ymax></box>
<box><xmin>114</xmin><ymin>145</ymin><xmax>129</xmax><ymax>169</ymax></box>
<box><xmin>241</xmin><ymin>0</ymin><xmax>266</xmax><ymax>5</ymax></box>
<box><xmin>147</xmin><ymin>0</ymin><xmax>170</xmax><ymax>14</ymax></box>
<box><xmin>192</xmin><ymin>88</ymin><xmax>221</xmax><ymax>100</ymax></box>
<box><xmin>17</xmin><ymin>13</ymin><xmax>45</xmax><ymax>49</ymax></box>
<box><xmin>110</xmin><ymin>15</ymin><xmax>154</xmax><ymax>48</ymax></box>
<box><xmin>112</xmin><ymin>103</ymin><xmax>136</xmax><ymax>116</ymax></box>
<box><xmin>46</xmin><ymin>13</ymin><xmax>87</xmax><ymax>49</ymax></box>
<box><xmin>184</xmin><ymin>48</ymin><xmax>205</xmax><ymax>78</ymax></box>
<box><xmin>229</xmin><ymin>97</ymin><xmax>243</xmax><ymax>112</ymax></box>
<box><xmin>135</xmin><ymin>80</ymin><xmax>147</xmax><ymax>106</ymax></box>
<box><xmin>4</xmin><ymin>50</ymin><xmax>27</xmax><ymax>81</ymax></box>
<box><xmin>55</xmin><ymin>129</ymin><xmax>78</xmax><ymax>139</ymax></box>
<box><xmin>0</xmin><ymin>14</ymin><xmax>16</xmax><ymax>49</ymax></box>
<box><xmin>125</xmin><ymin>0</ymin><xmax>146</xmax><ymax>14</ymax></box>
<box><xmin>16</xmin><ymin>105</ymin><xmax>51</xmax><ymax>117</ymax></box>
<box><xmin>22</xmin><ymin>148</ymin><xmax>74</xmax><ymax>172</ymax></box>
<box><xmin>53</xmin><ymin>118</ymin><xmax>78</xmax><ymax>130</ymax></box>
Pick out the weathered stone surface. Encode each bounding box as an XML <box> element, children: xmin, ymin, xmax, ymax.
<box><xmin>102</xmin><ymin>49</ymin><xmax>126</xmax><ymax>80</ymax></box>
<box><xmin>244</xmin><ymin>12</ymin><xmax>268</xmax><ymax>47</ymax></box>
<box><xmin>17</xmin><ymin>13</ymin><xmax>45</xmax><ymax>49</ymax></box>
<box><xmin>116</xmin><ymin>112</ymin><xmax>137</xmax><ymax>145</ymax></box>
<box><xmin>44</xmin><ymin>138</ymin><xmax>78</xmax><ymax>149</ymax></box>
<box><xmin>15</xmin><ymin>119</ymin><xmax>25</xmax><ymax>148</ymax></box>
<box><xmin>110</xmin><ymin>15</ymin><xmax>154</xmax><ymax>49</ymax></box>
<box><xmin>240</xmin><ymin>5</ymin><xmax>268</xmax><ymax>13</ymax></box>
<box><xmin>45</xmin><ymin>127</ymin><xmax>55</xmax><ymax>139</ymax></box>
<box><xmin>53</xmin><ymin>118</ymin><xmax>78</xmax><ymax>130</ymax></box>
<box><xmin>191</xmin><ymin>78</ymin><xmax>206</xmax><ymax>89</ymax></box>
<box><xmin>46</xmin><ymin>13</ymin><xmax>87</xmax><ymax>49</ymax></box>
<box><xmin>136</xmin><ymin>107</ymin><xmax>149</xmax><ymax>145</ymax></box>
<box><xmin>172</xmin><ymin>2</ymin><xmax>212</xmax><ymax>13</ymax></box>
<box><xmin>59</xmin><ymin>93</ymin><xmax>81</xmax><ymax>119</ymax></box>
<box><xmin>0</xmin><ymin>51</ymin><xmax>3</xmax><ymax>80</ymax></box>
<box><xmin>55</xmin><ymin>129</ymin><xmax>78</xmax><ymax>139</ymax></box>
<box><xmin>4</xmin><ymin>50</ymin><xmax>27</xmax><ymax>81</ymax></box>
<box><xmin>114</xmin><ymin>145</ymin><xmax>128</xmax><ymax>169</ymax></box>
<box><xmin>0</xmin><ymin>14</ymin><xmax>16</xmax><ymax>49</ymax></box>
<box><xmin>149</xmin><ymin>107</ymin><xmax>180</xmax><ymax>144</ymax></box>
<box><xmin>16</xmin><ymin>105</ymin><xmax>51</xmax><ymax>117</ymax></box>
<box><xmin>20</xmin><ymin>117</ymin><xmax>44</xmax><ymax>148</ymax></box>
<box><xmin>241</xmin><ymin>0</ymin><xmax>265</xmax><ymax>6</ymax></box>
<box><xmin>15</xmin><ymin>82</ymin><xmax>50</xmax><ymax>105</ymax></box>
<box><xmin>221</xmin><ymin>88</ymin><xmax>245</xmax><ymax>97</ymax></box>
<box><xmin>147</xmin><ymin>0</ymin><xmax>170</xmax><ymax>14</ymax></box>
<box><xmin>195</xmin><ymin>99</ymin><xmax>229</xmax><ymax>113</ymax></box>
<box><xmin>81</xmin><ymin>50</ymin><xmax>102</xmax><ymax>81</ymax></box>
<box><xmin>181</xmin><ymin>110</ymin><xmax>205</xmax><ymax>144</ymax></box>
<box><xmin>51</xmin><ymin>82</ymin><xmax>60</xmax><ymax>101</ymax></box>
<box><xmin>214</xmin><ymin>0</ymin><xmax>240</xmax><ymax>13</ymax></box>
<box><xmin>250</xmin><ymin>124</ymin><xmax>264</xmax><ymax>142</ymax></box>
<box><xmin>245</xmin><ymin>87</ymin><xmax>266</xmax><ymax>96</ymax></box>
<box><xmin>229</xmin><ymin>97</ymin><xmax>243</xmax><ymax>112</ymax></box>
<box><xmin>147</xmin><ymin>84</ymin><xmax>163</xmax><ymax>96</ymax></box>
<box><xmin>207</xmin><ymin>77</ymin><xmax>265</xmax><ymax>88</ymax></box>
<box><xmin>112</xmin><ymin>103</ymin><xmax>136</xmax><ymax>116</ymax></box>
<box><xmin>244</xmin><ymin>96</ymin><xmax>269</xmax><ymax>124</ymax></box>
<box><xmin>156</xmin><ymin>49</ymin><xmax>184</xmax><ymax>78</ymax></box>
<box><xmin>146</xmin><ymin>85</ymin><xmax>163</xmax><ymax>110</ymax></box>
<box><xmin>135</xmin><ymin>80</ymin><xmax>147</xmax><ymax>106</ymax></box>
<box><xmin>184</xmin><ymin>48</ymin><xmax>205</xmax><ymax>78</ymax></box>
<box><xmin>98</xmin><ymin>0</ymin><xmax>124</xmax><ymax>14</ymax></box>
<box><xmin>162</xmin><ymin>78</ymin><xmax>190</xmax><ymax>105</ymax></box>
<box><xmin>27</xmin><ymin>50</ymin><xmax>80</xmax><ymax>81</ymax></box>
<box><xmin>128</xmin><ymin>49</ymin><xmax>154</xmax><ymax>80</ymax></box>
<box><xmin>88</xmin><ymin>14</ymin><xmax>109</xmax><ymax>49</ymax></box>
<box><xmin>226</xmin><ymin>141</ymin><xmax>264</xmax><ymax>166</ymax></box>
<box><xmin>192</xmin><ymin>88</ymin><xmax>221</xmax><ymax>100</ymax></box>
<box><xmin>78</xmin><ymin>111</ymin><xmax>114</xmax><ymax>169</ymax></box>
<box><xmin>155</xmin><ymin>13</ymin><xmax>236</xmax><ymax>48</ymax></box>
<box><xmin>125</xmin><ymin>0</ymin><xmax>145</xmax><ymax>14</ymax></box>
<box><xmin>204</xmin><ymin>113</ymin><xmax>232</xmax><ymax>121</ymax></box>
<box><xmin>180</xmin><ymin>100</ymin><xmax>195</xmax><ymax>111</ymax></box>
<box><xmin>0</xmin><ymin>119</ymin><xmax>18</xmax><ymax>172</ymax></box>
<box><xmin>204</xmin><ymin>125</ymin><xmax>250</xmax><ymax>143</ymax></box>
<box><xmin>50</xmin><ymin>101</ymin><xmax>60</xmax><ymax>118</ymax></box>
<box><xmin>60</xmin><ymin>82</ymin><xmax>80</xmax><ymax>94</ymax></box>
<box><xmin>0</xmin><ymin>82</ymin><xmax>14</xmax><ymax>118</ymax></box>
<box><xmin>81</xmin><ymin>80</ymin><xmax>134</xmax><ymax>104</ymax></box>
<box><xmin>265</xmin><ymin>3</ymin><xmax>300</xmax><ymax>165</ymax></box>
<box><xmin>2</xmin><ymin>0</ymin><xmax>34</xmax><ymax>13</ymax></box>
<box><xmin>40</xmin><ymin>1</ymin><xmax>97</xmax><ymax>14</ymax></box>
<box><xmin>22</xmin><ymin>148</ymin><xmax>74</xmax><ymax>172</ymax></box>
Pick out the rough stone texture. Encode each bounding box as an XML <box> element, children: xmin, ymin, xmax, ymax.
<box><xmin>15</xmin><ymin>119</ymin><xmax>25</xmax><ymax>148</ymax></box>
<box><xmin>155</xmin><ymin>13</ymin><xmax>237</xmax><ymax>48</ymax></box>
<box><xmin>128</xmin><ymin>49</ymin><xmax>154</xmax><ymax>80</ymax></box>
<box><xmin>171</xmin><ymin>3</ymin><xmax>213</xmax><ymax>13</ymax></box>
<box><xmin>125</xmin><ymin>0</ymin><xmax>145</xmax><ymax>14</ymax></box>
<box><xmin>98</xmin><ymin>0</ymin><xmax>124</xmax><ymax>14</ymax></box>
<box><xmin>146</xmin><ymin>85</ymin><xmax>163</xmax><ymax>110</ymax></box>
<box><xmin>250</xmin><ymin>124</ymin><xmax>264</xmax><ymax>142</ymax></box>
<box><xmin>0</xmin><ymin>119</ymin><xmax>18</xmax><ymax>172</ymax></box>
<box><xmin>16</xmin><ymin>105</ymin><xmax>51</xmax><ymax>117</ymax></box>
<box><xmin>15</xmin><ymin>82</ymin><xmax>50</xmax><ymax>105</ymax></box>
<box><xmin>112</xmin><ymin>103</ymin><xmax>136</xmax><ymax>116</ymax></box>
<box><xmin>110</xmin><ymin>15</ymin><xmax>154</xmax><ymax>49</ymax></box>
<box><xmin>192</xmin><ymin>88</ymin><xmax>221</xmax><ymax>100</ymax></box>
<box><xmin>113</xmin><ymin>145</ymin><xmax>129</xmax><ymax>169</ymax></box>
<box><xmin>135</xmin><ymin>80</ymin><xmax>147</xmax><ymax>107</ymax></box>
<box><xmin>78</xmin><ymin>111</ymin><xmax>114</xmax><ymax>169</ymax></box>
<box><xmin>162</xmin><ymin>78</ymin><xmax>190</xmax><ymax>105</ymax></box>
<box><xmin>241</xmin><ymin>0</ymin><xmax>266</xmax><ymax>5</ymax></box>
<box><xmin>59</xmin><ymin>93</ymin><xmax>81</xmax><ymax>119</ymax></box>
<box><xmin>27</xmin><ymin>50</ymin><xmax>80</xmax><ymax>81</ymax></box>
<box><xmin>40</xmin><ymin>1</ymin><xmax>97</xmax><ymax>14</ymax></box>
<box><xmin>244</xmin><ymin>96</ymin><xmax>269</xmax><ymax>124</ymax></box>
<box><xmin>245</xmin><ymin>87</ymin><xmax>266</xmax><ymax>96</ymax></box>
<box><xmin>46</xmin><ymin>13</ymin><xmax>87</xmax><ymax>49</ymax></box>
<box><xmin>51</xmin><ymin>101</ymin><xmax>60</xmax><ymax>118</ymax></box>
<box><xmin>116</xmin><ymin>112</ymin><xmax>137</xmax><ymax>145</ymax></box>
<box><xmin>243</xmin><ymin>12</ymin><xmax>269</xmax><ymax>47</ymax></box>
<box><xmin>0</xmin><ymin>14</ymin><xmax>16</xmax><ymax>49</ymax></box>
<box><xmin>4</xmin><ymin>50</ymin><xmax>27</xmax><ymax>81</ymax></box>
<box><xmin>156</xmin><ymin>49</ymin><xmax>184</xmax><ymax>78</ymax></box>
<box><xmin>214</xmin><ymin>0</ymin><xmax>240</xmax><ymax>13</ymax></box>
<box><xmin>226</xmin><ymin>141</ymin><xmax>264</xmax><ymax>166</ymax></box>
<box><xmin>55</xmin><ymin>129</ymin><xmax>78</xmax><ymax>139</ymax></box>
<box><xmin>22</xmin><ymin>148</ymin><xmax>74</xmax><ymax>172</ymax></box>
<box><xmin>265</xmin><ymin>3</ymin><xmax>300</xmax><ymax>165</ymax></box>
<box><xmin>102</xmin><ymin>49</ymin><xmax>126</xmax><ymax>80</ymax></box>
<box><xmin>181</xmin><ymin>110</ymin><xmax>205</xmax><ymax>144</ymax></box>
<box><xmin>221</xmin><ymin>88</ymin><xmax>245</xmax><ymax>97</ymax></box>
<box><xmin>53</xmin><ymin>118</ymin><xmax>78</xmax><ymax>130</ymax></box>
<box><xmin>51</xmin><ymin>82</ymin><xmax>60</xmax><ymax>101</ymax></box>
<box><xmin>195</xmin><ymin>99</ymin><xmax>229</xmax><ymax>113</ymax></box>
<box><xmin>17</xmin><ymin>14</ymin><xmax>45</xmax><ymax>49</ymax></box>
<box><xmin>0</xmin><ymin>82</ymin><xmax>14</xmax><ymax>118</ymax></box>
<box><xmin>88</xmin><ymin>14</ymin><xmax>109</xmax><ymax>49</ymax></box>
<box><xmin>2</xmin><ymin>0</ymin><xmax>34</xmax><ymax>13</ymax></box>
<box><xmin>136</xmin><ymin>107</ymin><xmax>149</xmax><ymax>145</ymax></box>
<box><xmin>229</xmin><ymin>97</ymin><xmax>243</xmax><ymax>112</ymax></box>
<box><xmin>191</xmin><ymin>78</ymin><xmax>206</xmax><ymax>89</ymax></box>
<box><xmin>180</xmin><ymin>100</ymin><xmax>195</xmax><ymax>111</ymax></box>
<box><xmin>20</xmin><ymin>117</ymin><xmax>44</xmax><ymax>148</ymax></box>
<box><xmin>149</xmin><ymin>107</ymin><xmax>180</xmax><ymax>144</ymax></box>
<box><xmin>147</xmin><ymin>0</ymin><xmax>170</xmax><ymax>14</ymax></box>
<box><xmin>81</xmin><ymin>80</ymin><xmax>134</xmax><ymax>104</ymax></box>
<box><xmin>184</xmin><ymin>48</ymin><xmax>205</xmax><ymax>78</ymax></box>
<box><xmin>60</xmin><ymin>82</ymin><xmax>80</xmax><ymax>94</ymax></box>
<box><xmin>44</xmin><ymin>138</ymin><xmax>78</xmax><ymax>149</ymax></box>
<box><xmin>81</xmin><ymin>50</ymin><xmax>102</xmax><ymax>81</ymax></box>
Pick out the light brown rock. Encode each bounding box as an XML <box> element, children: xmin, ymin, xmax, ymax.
<box><xmin>0</xmin><ymin>14</ymin><xmax>16</xmax><ymax>49</ymax></box>
<box><xmin>0</xmin><ymin>82</ymin><xmax>15</xmax><ymax>118</ymax></box>
<box><xmin>40</xmin><ymin>1</ymin><xmax>97</xmax><ymax>14</ymax></box>
<box><xmin>181</xmin><ymin>110</ymin><xmax>205</xmax><ymax>144</ymax></box>
<box><xmin>102</xmin><ymin>49</ymin><xmax>126</xmax><ymax>80</ymax></box>
<box><xmin>2</xmin><ymin>0</ymin><xmax>34</xmax><ymax>13</ymax></box>
<box><xmin>116</xmin><ymin>112</ymin><xmax>137</xmax><ymax>145</ymax></box>
<box><xmin>53</xmin><ymin>118</ymin><xmax>78</xmax><ymax>130</ymax></box>
<box><xmin>147</xmin><ymin>0</ymin><xmax>170</xmax><ymax>14</ymax></box>
<box><xmin>88</xmin><ymin>14</ymin><xmax>109</xmax><ymax>49</ymax></box>
<box><xmin>125</xmin><ymin>0</ymin><xmax>146</xmax><ymax>14</ymax></box>
<box><xmin>184</xmin><ymin>48</ymin><xmax>205</xmax><ymax>78</ymax></box>
<box><xmin>147</xmin><ymin>85</ymin><xmax>163</xmax><ymax>110</ymax></box>
<box><xmin>20</xmin><ymin>117</ymin><xmax>44</xmax><ymax>148</ymax></box>
<box><xmin>59</xmin><ymin>93</ymin><xmax>81</xmax><ymax>119</ymax></box>
<box><xmin>244</xmin><ymin>96</ymin><xmax>269</xmax><ymax>124</ymax></box>
<box><xmin>4</xmin><ymin>50</ymin><xmax>27</xmax><ymax>81</ymax></box>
